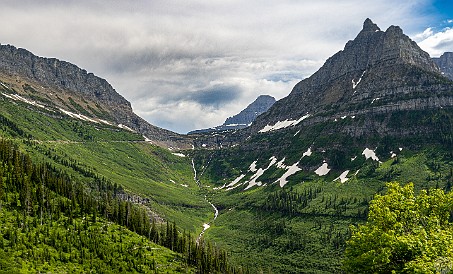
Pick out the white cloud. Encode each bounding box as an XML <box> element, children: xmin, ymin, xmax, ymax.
<box><xmin>413</xmin><ymin>27</ymin><xmax>434</xmax><ymax>42</ymax></box>
<box><xmin>416</xmin><ymin>27</ymin><xmax>453</xmax><ymax>57</ymax></box>
<box><xmin>0</xmin><ymin>0</ymin><xmax>437</xmax><ymax>133</ymax></box>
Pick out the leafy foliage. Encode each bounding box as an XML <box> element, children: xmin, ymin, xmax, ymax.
<box><xmin>344</xmin><ymin>182</ymin><xmax>453</xmax><ymax>273</ymax></box>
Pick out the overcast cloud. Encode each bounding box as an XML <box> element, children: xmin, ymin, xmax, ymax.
<box><xmin>1</xmin><ymin>0</ymin><xmax>452</xmax><ymax>133</ymax></box>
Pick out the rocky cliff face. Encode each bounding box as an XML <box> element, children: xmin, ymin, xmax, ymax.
<box><xmin>0</xmin><ymin>44</ymin><xmax>191</xmax><ymax>149</ymax></box>
<box><xmin>193</xmin><ymin>19</ymin><xmax>453</xmax><ymax>149</ymax></box>
<box><xmin>248</xmin><ymin>18</ymin><xmax>452</xmax><ymax>137</ymax></box>
<box><xmin>189</xmin><ymin>95</ymin><xmax>275</xmax><ymax>134</ymax></box>
<box><xmin>433</xmin><ymin>52</ymin><xmax>453</xmax><ymax>80</ymax></box>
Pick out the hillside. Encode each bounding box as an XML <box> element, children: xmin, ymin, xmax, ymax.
<box><xmin>0</xmin><ymin>55</ymin><xmax>237</xmax><ymax>272</ymax></box>
<box><xmin>191</xmin><ymin>19</ymin><xmax>453</xmax><ymax>273</ymax></box>
<box><xmin>0</xmin><ymin>44</ymin><xmax>192</xmax><ymax>149</ymax></box>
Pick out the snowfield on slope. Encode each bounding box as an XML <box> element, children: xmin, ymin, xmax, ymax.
<box><xmin>259</xmin><ymin>114</ymin><xmax>310</xmax><ymax>133</ymax></box>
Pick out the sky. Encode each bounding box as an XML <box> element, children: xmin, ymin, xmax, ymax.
<box><xmin>1</xmin><ymin>0</ymin><xmax>453</xmax><ymax>133</ymax></box>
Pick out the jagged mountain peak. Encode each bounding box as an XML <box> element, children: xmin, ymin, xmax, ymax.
<box><xmin>362</xmin><ymin>18</ymin><xmax>380</xmax><ymax>32</ymax></box>
<box><xmin>341</xmin><ymin>19</ymin><xmax>437</xmax><ymax>74</ymax></box>
<box><xmin>236</xmin><ymin>19</ymin><xmax>450</xmax><ymax>140</ymax></box>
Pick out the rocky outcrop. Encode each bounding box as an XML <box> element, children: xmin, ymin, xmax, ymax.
<box><xmin>0</xmin><ymin>44</ymin><xmax>191</xmax><ymax>149</ymax></box>
<box><xmin>189</xmin><ymin>95</ymin><xmax>275</xmax><ymax>134</ymax></box>
<box><xmin>433</xmin><ymin>52</ymin><xmax>453</xmax><ymax>80</ymax></box>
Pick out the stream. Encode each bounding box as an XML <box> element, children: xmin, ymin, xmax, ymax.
<box><xmin>192</xmin><ymin>159</ymin><xmax>219</xmax><ymax>243</ymax></box>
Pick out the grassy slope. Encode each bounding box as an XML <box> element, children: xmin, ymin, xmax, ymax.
<box><xmin>195</xmin><ymin>135</ymin><xmax>453</xmax><ymax>273</ymax></box>
<box><xmin>0</xmin><ymin>93</ymin><xmax>212</xmax><ymax>233</ymax></box>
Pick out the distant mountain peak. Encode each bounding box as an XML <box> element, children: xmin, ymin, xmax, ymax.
<box><xmin>433</xmin><ymin>52</ymin><xmax>453</xmax><ymax>80</ymax></box>
<box><xmin>188</xmin><ymin>95</ymin><xmax>276</xmax><ymax>134</ymax></box>
<box><xmin>224</xmin><ymin>95</ymin><xmax>276</xmax><ymax>126</ymax></box>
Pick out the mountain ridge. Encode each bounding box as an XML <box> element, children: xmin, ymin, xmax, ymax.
<box><xmin>0</xmin><ymin>43</ymin><xmax>192</xmax><ymax>149</ymax></box>
<box><xmin>251</xmin><ymin>18</ymin><xmax>444</xmax><ymax>130</ymax></box>
<box><xmin>193</xmin><ymin>19</ymin><xmax>453</xmax><ymax>149</ymax></box>
<box><xmin>433</xmin><ymin>52</ymin><xmax>453</xmax><ymax>80</ymax></box>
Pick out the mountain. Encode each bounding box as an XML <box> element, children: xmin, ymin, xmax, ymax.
<box><xmin>188</xmin><ymin>95</ymin><xmax>275</xmax><ymax>134</ymax></box>
<box><xmin>433</xmin><ymin>52</ymin><xmax>453</xmax><ymax>80</ymax></box>
<box><xmin>224</xmin><ymin>95</ymin><xmax>276</xmax><ymax>127</ymax></box>
<box><xmin>191</xmin><ymin>19</ymin><xmax>453</xmax><ymax>273</ymax></box>
<box><xmin>194</xmin><ymin>18</ymin><xmax>452</xmax><ymax>149</ymax></box>
<box><xmin>0</xmin><ymin>44</ymin><xmax>191</xmax><ymax>149</ymax></box>
<box><xmin>249</xmin><ymin>18</ymin><xmax>449</xmax><ymax>136</ymax></box>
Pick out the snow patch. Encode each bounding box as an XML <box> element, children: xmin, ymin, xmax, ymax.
<box><xmin>143</xmin><ymin>135</ymin><xmax>153</xmax><ymax>142</ymax></box>
<box><xmin>213</xmin><ymin>182</ymin><xmax>227</xmax><ymax>190</ymax></box>
<box><xmin>99</xmin><ymin>119</ymin><xmax>113</xmax><ymax>126</ymax></box>
<box><xmin>117</xmin><ymin>124</ymin><xmax>135</xmax><ymax>132</ymax></box>
<box><xmin>202</xmin><ymin>144</ymin><xmax>207</xmax><ymax>148</ymax></box>
<box><xmin>225</xmin><ymin>174</ymin><xmax>246</xmax><ymax>190</ymax></box>
<box><xmin>352</xmin><ymin>71</ymin><xmax>366</xmax><ymax>89</ymax></box>
<box><xmin>268</xmin><ymin>156</ymin><xmax>278</xmax><ymax>167</ymax></box>
<box><xmin>334</xmin><ymin>170</ymin><xmax>350</xmax><ymax>183</ymax></box>
<box><xmin>315</xmin><ymin>163</ymin><xmax>330</xmax><ymax>176</ymax></box>
<box><xmin>244</xmin><ymin>169</ymin><xmax>265</xmax><ymax>190</ymax></box>
<box><xmin>276</xmin><ymin>158</ymin><xmax>287</xmax><ymax>169</ymax></box>
<box><xmin>371</xmin><ymin>98</ymin><xmax>380</xmax><ymax>104</ymax></box>
<box><xmin>399</xmin><ymin>147</ymin><xmax>403</xmax><ymax>151</ymax></box>
<box><xmin>302</xmin><ymin>147</ymin><xmax>312</xmax><ymax>158</ymax></box>
<box><xmin>259</xmin><ymin>114</ymin><xmax>310</xmax><ymax>133</ymax></box>
<box><xmin>362</xmin><ymin>148</ymin><xmax>381</xmax><ymax>162</ymax></box>
<box><xmin>59</xmin><ymin>108</ymin><xmax>99</xmax><ymax>123</ymax></box>
<box><xmin>249</xmin><ymin>161</ymin><xmax>258</xmax><ymax>172</ymax></box>
<box><xmin>390</xmin><ymin>151</ymin><xmax>397</xmax><ymax>158</ymax></box>
<box><xmin>276</xmin><ymin>162</ymin><xmax>301</xmax><ymax>187</ymax></box>
<box><xmin>351</xmin><ymin>156</ymin><xmax>357</xmax><ymax>161</ymax></box>
<box><xmin>244</xmin><ymin>157</ymin><xmax>277</xmax><ymax>190</ymax></box>
<box><xmin>172</xmin><ymin>153</ymin><xmax>186</xmax><ymax>157</ymax></box>
<box><xmin>180</xmin><ymin>184</ymin><xmax>189</xmax><ymax>188</ymax></box>
<box><xmin>2</xmin><ymin>92</ymin><xmax>48</xmax><ymax>110</ymax></box>
<box><xmin>225</xmin><ymin>123</ymin><xmax>247</xmax><ymax>127</ymax></box>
